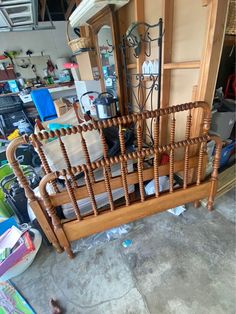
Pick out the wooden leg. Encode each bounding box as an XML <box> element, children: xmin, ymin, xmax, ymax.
<box><xmin>30</xmin><ymin>200</ymin><xmax>62</xmax><ymax>250</ymax></box>
<box><xmin>52</xmin><ymin>242</ymin><xmax>64</xmax><ymax>254</ymax></box>
<box><xmin>64</xmin><ymin>246</ymin><xmax>75</xmax><ymax>259</ymax></box>
<box><xmin>194</xmin><ymin>200</ymin><xmax>200</xmax><ymax>208</ymax></box>
<box><xmin>54</xmin><ymin>227</ymin><xmax>74</xmax><ymax>259</ymax></box>
<box><xmin>207</xmin><ymin>200</ymin><xmax>214</xmax><ymax>211</ymax></box>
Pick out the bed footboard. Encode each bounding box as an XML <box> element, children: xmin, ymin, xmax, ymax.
<box><xmin>6</xmin><ymin>102</ymin><xmax>222</xmax><ymax>258</ymax></box>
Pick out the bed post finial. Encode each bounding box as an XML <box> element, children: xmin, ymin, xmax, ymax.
<box><xmin>6</xmin><ymin>136</ymin><xmax>36</xmax><ymax>202</ymax></box>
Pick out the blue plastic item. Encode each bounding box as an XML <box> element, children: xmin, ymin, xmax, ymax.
<box><xmin>8</xmin><ymin>80</ymin><xmax>19</xmax><ymax>93</ymax></box>
<box><xmin>48</xmin><ymin>123</ymin><xmax>72</xmax><ymax>131</ymax></box>
<box><xmin>31</xmin><ymin>88</ymin><xmax>57</xmax><ymax>122</ymax></box>
<box><xmin>0</xmin><ymin>217</ymin><xmax>18</xmax><ymax>236</ymax></box>
<box><xmin>220</xmin><ymin>140</ymin><xmax>236</xmax><ymax>167</ymax></box>
<box><xmin>122</xmin><ymin>239</ymin><xmax>132</xmax><ymax>248</ymax></box>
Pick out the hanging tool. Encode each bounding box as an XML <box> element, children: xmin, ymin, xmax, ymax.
<box><xmin>74</xmin><ymin>27</ymin><xmax>81</xmax><ymax>38</ymax></box>
<box><xmin>26</xmin><ymin>49</ymin><xmax>33</xmax><ymax>57</ymax></box>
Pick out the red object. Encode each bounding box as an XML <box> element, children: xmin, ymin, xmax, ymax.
<box><xmin>225</xmin><ymin>74</ymin><xmax>236</xmax><ymax>99</ymax></box>
<box><xmin>160</xmin><ymin>153</ymin><xmax>169</xmax><ymax>165</ymax></box>
<box><xmin>22</xmin><ymin>231</ymin><xmax>35</xmax><ymax>253</ymax></box>
<box><xmin>47</xmin><ymin>59</ymin><xmax>55</xmax><ymax>73</ymax></box>
<box><xmin>63</xmin><ymin>62</ymin><xmax>78</xmax><ymax>69</ymax></box>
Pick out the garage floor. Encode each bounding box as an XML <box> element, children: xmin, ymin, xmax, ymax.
<box><xmin>12</xmin><ymin>188</ymin><xmax>235</xmax><ymax>314</ymax></box>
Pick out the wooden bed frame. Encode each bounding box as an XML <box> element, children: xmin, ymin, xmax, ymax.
<box><xmin>6</xmin><ymin>101</ymin><xmax>222</xmax><ymax>259</ymax></box>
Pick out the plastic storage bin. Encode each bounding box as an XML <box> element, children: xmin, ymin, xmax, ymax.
<box><xmin>220</xmin><ymin>140</ymin><xmax>236</xmax><ymax>167</ymax></box>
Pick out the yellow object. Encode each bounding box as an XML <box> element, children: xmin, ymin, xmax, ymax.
<box><xmin>7</xmin><ymin>129</ymin><xmax>20</xmax><ymax>141</ymax></box>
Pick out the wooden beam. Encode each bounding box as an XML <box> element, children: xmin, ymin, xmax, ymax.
<box><xmin>39</xmin><ymin>0</ymin><xmax>46</xmax><ymax>21</ymax></box>
<box><xmin>63</xmin><ymin>182</ymin><xmax>211</xmax><ymax>242</ymax></box>
<box><xmin>202</xmin><ymin>0</ymin><xmax>210</xmax><ymax>6</ymax></box>
<box><xmin>192</xmin><ymin>85</ymin><xmax>198</xmax><ymax>101</ymax></box>
<box><xmin>160</xmin><ymin>0</ymin><xmax>174</xmax><ymax>145</ymax></box>
<box><xmin>163</xmin><ymin>61</ymin><xmax>201</xmax><ymax>70</ymax></box>
<box><xmin>191</xmin><ymin>0</ymin><xmax>230</xmax><ymax>138</ymax></box>
<box><xmin>65</xmin><ymin>0</ymin><xmax>81</xmax><ymax>20</ymax></box>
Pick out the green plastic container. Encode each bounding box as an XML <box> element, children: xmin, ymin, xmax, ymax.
<box><xmin>0</xmin><ymin>164</ymin><xmax>15</xmax><ymax>217</ymax></box>
<box><xmin>0</xmin><ymin>164</ymin><xmax>34</xmax><ymax>218</ymax></box>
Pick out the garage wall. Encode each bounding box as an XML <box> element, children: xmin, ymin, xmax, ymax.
<box><xmin>117</xmin><ymin>0</ymin><xmax>209</xmax><ymax>142</ymax></box>
<box><xmin>0</xmin><ymin>21</ymin><xmax>72</xmax><ymax>63</ymax></box>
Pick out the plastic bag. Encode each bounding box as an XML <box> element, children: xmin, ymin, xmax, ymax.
<box><xmin>145</xmin><ymin>176</ymin><xmax>170</xmax><ymax>195</ymax></box>
<box><xmin>72</xmin><ymin>224</ymin><xmax>133</xmax><ymax>252</ymax></box>
<box><xmin>145</xmin><ymin>176</ymin><xmax>186</xmax><ymax>216</ymax></box>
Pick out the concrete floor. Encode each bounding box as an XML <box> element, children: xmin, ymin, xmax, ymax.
<box><xmin>12</xmin><ymin>188</ymin><xmax>235</xmax><ymax>314</ymax></box>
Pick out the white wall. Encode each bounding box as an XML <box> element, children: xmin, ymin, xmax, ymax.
<box><xmin>0</xmin><ymin>21</ymin><xmax>72</xmax><ymax>63</ymax></box>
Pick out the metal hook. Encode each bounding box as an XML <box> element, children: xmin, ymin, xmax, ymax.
<box><xmin>106</xmin><ymin>40</ymin><xmax>114</xmax><ymax>53</ymax></box>
<box><xmin>145</xmin><ymin>38</ymin><xmax>152</xmax><ymax>57</ymax></box>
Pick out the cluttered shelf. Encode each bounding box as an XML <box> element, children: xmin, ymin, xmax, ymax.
<box><xmin>0</xmin><ymin>82</ymin><xmax>75</xmax><ymax>98</ymax></box>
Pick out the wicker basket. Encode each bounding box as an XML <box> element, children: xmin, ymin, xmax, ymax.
<box><xmin>226</xmin><ymin>0</ymin><xmax>236</xmax><ymax>35</ymax></box>
<box><xmin>67</xmin><ymin>22</ymin><xmax>92</xmax><ymax>53</ymax></box>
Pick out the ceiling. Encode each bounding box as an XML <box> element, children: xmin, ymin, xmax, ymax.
<box><xmin>0</xmin><ymin>0</ymin><xmax>78</xmax><ymax>32</ymax></box>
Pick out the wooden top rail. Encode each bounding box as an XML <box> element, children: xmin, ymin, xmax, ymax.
<box><xmin>17</xmin><ymin>101</ymin><xmax>210</xmax><ymax>143</ymax></box>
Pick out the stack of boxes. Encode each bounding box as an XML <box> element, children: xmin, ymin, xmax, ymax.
<box><xmin>73</xmin><ymin>51</ymin><xmax>102</xmax><ymax>114</ymax></box>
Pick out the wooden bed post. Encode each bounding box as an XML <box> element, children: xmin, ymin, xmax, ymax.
<box><xmin>207</xmin><ymin>136</ymin><xmax>222</xmax><ymax>211</ymax></box>
<box><xmin>6</xmin><ymin>137</ymin><xmax>63</xmax><ymax>253</ymax></box>
<box><xmin>39</xmin><ymin>173</ymin><xmax>75</xmax><ymax>259</ymax></box>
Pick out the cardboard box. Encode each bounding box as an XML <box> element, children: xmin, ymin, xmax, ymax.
<box><xmin>74</xmin><ymin>80</ymin><xmax>101</xmax><ymax>113</ymax></box>
<box><xmin>71</xmin><ymin>67</ymin><xmax>80</xmax><ymax>81</ymax></box>
<box><xmin>211</xmin><ymin>111</ymin><xmax>236</xmax><ymax>140</ymax></box>
<box><xmin>54</xmin><ymin>98</ymin><xmax>72</xmax><ymax>117</ymax></box>
<box><xmin>75</xmin><ymin>51</ymin><xmax>99</xmax><ymax>81</ymax></box>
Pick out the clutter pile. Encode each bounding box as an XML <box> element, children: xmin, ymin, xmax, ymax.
<box><xmin>0</xmin><ymin>217</ymin><xmax>42</xmax><ymax>281</ymax></box>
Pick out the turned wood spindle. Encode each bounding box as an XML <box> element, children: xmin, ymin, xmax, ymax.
<box><xmin>42</xmin><ymin>189</ymin><xmax>62</xmax><ymax>229</ymax></box>
<box><xmin>196</xmin><ymin>141</ymin><xmax>205</xmax><ymax>185</ymax></box>
<box><xmin>83</xmin><ymin>166</ymin><xmax>98</xmax><ymax>216</ymax></box>
<box><xmin>103</xmin><ymin>165</ymin><xmax>114</xmax><ymax>211</ymax></box>
<box><xmin>137</xmin><ymin>119</ymin><xmax>145</xmax><ymax>202</ymax></box>
<box><xmin>33</xmin><ymin>137</ymin><xmax>59</xmax><ymax>193</ymax></box>
<box><xmin>119</xmin><ymin>125</ymin><xmax>130</xmax><ymax>205</ymax></box>
<box><xmin>64</xmin><ymin>176</ymin><xmax>81</xmax><ymax>220</ymax></box>
<box><xmin>100</xmin><ymin>129</ymin><xmax>111</xmax><ymax>176</ymax></box>
<box><xmin>183</xmin><ymin>110</ymin><xmax>192</xmax><ymax>189</ymax></box>
<box><xmin>153</xmin><ymin>117</ymin><xmax>160</xmax><ymax>197</ymax></box>
<box><xmin>79</xmin><ymin>132</ymin><xmax>95</xmax><ymax>182</ymax></box>
<box><xmin>11</xmin><ymin>160</ymin><xmax>36</xmax><ymax>201</ymax></box>
<box><xmin>57</xmin><ymin>134</ymin><xmax>78</xmax><ymax>188</ymax></box>
<box><xmin>169</xmin><ymin>113</ymin><xmax>176</xmax><ymax>193</ymax></box>
<box><xmin>41</xmin><ymin>180</ymin><xmax>74</xmax><ymax>258</ymax></box>
<box><xmin>207</xmin><ymin>139</ymin><xmax>222</xmax><ymax>211</ymax></box>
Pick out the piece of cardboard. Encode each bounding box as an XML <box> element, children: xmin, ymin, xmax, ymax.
<box><xmin>75</xmin><ymin>51</ymin><xmax>99</xmax><ymax>81</ymax></box>
<box><xmin>54</xmin><ymin>98</ymin><xmax>72</xmax><ymax>117</ymax></box>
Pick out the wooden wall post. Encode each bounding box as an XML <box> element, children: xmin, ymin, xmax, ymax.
<box><xmin>160</xmin><ymin>0</ymin><xmax>174</xmax><ymax>145</ymax></box>
<box><xmin>191</xmin><ymin>0</ymin><xmax>230</xmax><ymax>138</ymax></box>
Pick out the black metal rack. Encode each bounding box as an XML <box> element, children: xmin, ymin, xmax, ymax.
<box><xmin>120</xmin><ymin>18</ymin><xmax>164</xmax><ymax>143</ymax></box>
<box><xmin>120</xmin><ymin>18</ymin><xmax>163</xmax><ymax>113</ymax></box>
